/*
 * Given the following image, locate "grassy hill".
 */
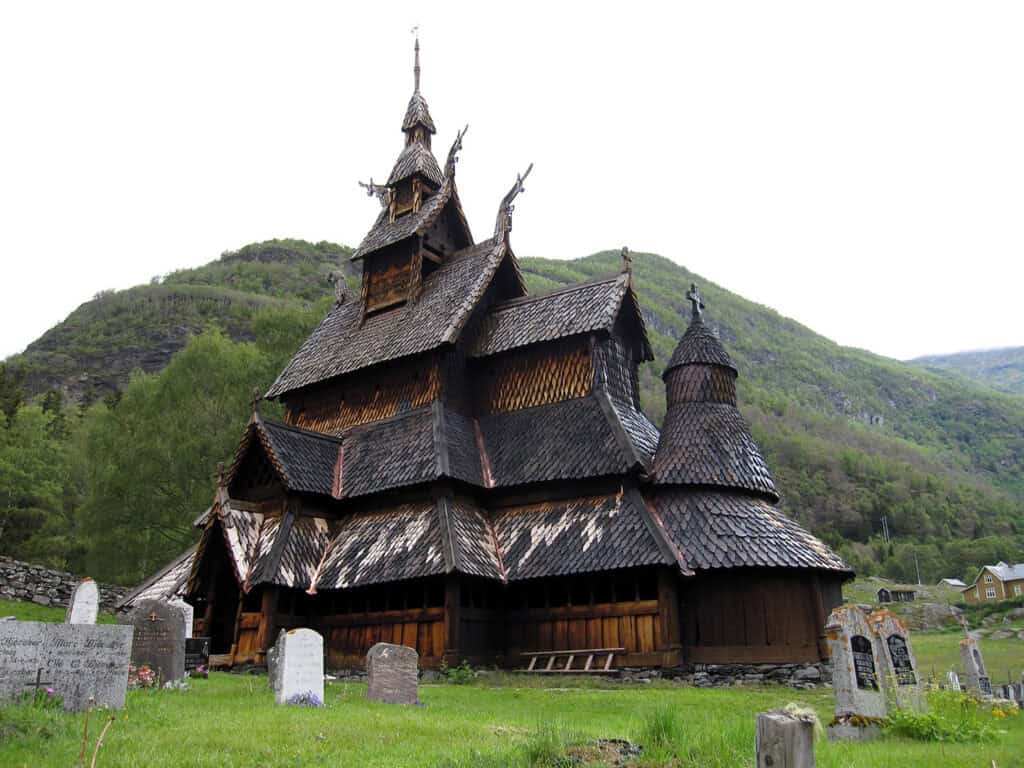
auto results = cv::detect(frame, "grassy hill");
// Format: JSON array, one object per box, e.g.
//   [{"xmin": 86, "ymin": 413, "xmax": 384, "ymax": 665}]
[
  {"xmin": 912, "ymin": 346, "xmax": 1024, "ymax": 398},
  {"xmin": 4, "ymin": 240, "xmax": 1023, "ymax": 580}
]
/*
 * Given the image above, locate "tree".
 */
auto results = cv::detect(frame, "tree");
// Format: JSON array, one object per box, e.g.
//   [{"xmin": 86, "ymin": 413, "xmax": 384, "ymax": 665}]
[{"xmin": 0, "ymin": 364, "xmax": 25, "ymax": 426}]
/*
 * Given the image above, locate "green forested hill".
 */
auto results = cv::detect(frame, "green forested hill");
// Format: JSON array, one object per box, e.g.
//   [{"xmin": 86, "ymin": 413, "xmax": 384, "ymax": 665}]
[
  {"xmin": 911, "ymin": 347, "xmax": 1024, "ymax": 398},
  {"xmin": 1, "ymin": 240, "xmax": 1022, "ymax": 584}
]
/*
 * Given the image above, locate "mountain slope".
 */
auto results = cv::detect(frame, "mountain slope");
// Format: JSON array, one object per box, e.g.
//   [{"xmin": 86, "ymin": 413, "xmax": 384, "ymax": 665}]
[{"xmin": 912, "ymin": 347, "xmax": 1024, "ymax": 398}]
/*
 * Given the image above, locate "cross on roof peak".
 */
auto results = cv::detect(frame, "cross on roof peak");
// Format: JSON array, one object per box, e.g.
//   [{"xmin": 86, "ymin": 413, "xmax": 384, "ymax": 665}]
[{"xmin": 687, "ymin": 282, "xmax": 705, "ymax": 319}]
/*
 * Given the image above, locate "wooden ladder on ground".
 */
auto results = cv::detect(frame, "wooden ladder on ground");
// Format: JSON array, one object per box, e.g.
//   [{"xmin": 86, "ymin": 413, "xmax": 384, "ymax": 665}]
[{"xmin": 521, "ymin": 647, "xmax": 625, "ymax": 674}]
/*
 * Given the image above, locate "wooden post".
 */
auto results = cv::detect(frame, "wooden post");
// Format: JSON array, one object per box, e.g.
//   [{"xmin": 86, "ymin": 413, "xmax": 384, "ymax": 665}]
[
  {"xmin": 255, "ymin": 587, "xmax": 279, "ymax": 661},
  {"xmin": 756, "ymin": 710, "xmax": 815, "ymax": 768},
  {"xmin": 657, "ymin": 567, "xmax": 683, "ymax": 666},
  {"xmin": 811, "ymin": 576, "xmax": 828, "ymax": 661},
  {"xmin": 444, "ymin": 574, "xmax": 461, "ymax": 665}
]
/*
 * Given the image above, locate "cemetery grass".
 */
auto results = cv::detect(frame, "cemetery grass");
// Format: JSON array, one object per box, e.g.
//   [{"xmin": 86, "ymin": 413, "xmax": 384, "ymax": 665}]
[
  {"xmin": 0, "ymin": 598, "xmax": 117, "ymax": 624},
  {"xmin": 3, "ymin": 675, "xmax": 1024, "ymax": 767}
]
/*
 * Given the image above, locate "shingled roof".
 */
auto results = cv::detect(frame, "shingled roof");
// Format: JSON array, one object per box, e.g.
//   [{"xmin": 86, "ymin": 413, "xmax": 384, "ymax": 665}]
[
  {"xmin": 663, "ymin": 316, "xmax": 736, "ymax": 377},
  {"xmin": 470, "ymin": 274, "xmax": 652, "ymax": 359},
  {"xmin": 652, "ymin": 490, "xmax": 851, "ymax": 573},
  {"xmin": 387, "ymin": 140, "xmax": 443, "ymax": 187},
  {"xmin": 651, "ymin": 402, "xmax": 778, "ymax": 499},
  {"xmin": 402, "ymin": 90, "xmax": 436, "ymax": 133},
  {"xmin": 118, "ymin": 546, "xmax": 196, "ymax": 611},
  {"xmin": 226, "ymin": 416, "xmax": 340, "ymax": 497},
  {"xmin": 266, "ymin": 237, "xmax": 506, "ymax": 397},
  {"xmin": 493, "ymin": 492, "xmax": 671, "ymax": 581}
]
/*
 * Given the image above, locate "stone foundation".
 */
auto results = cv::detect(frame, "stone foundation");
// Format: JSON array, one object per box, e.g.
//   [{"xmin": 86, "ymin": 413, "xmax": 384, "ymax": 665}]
[
  {"xmin": 623, "ymin": 662, "xmax": 831, "ymax": 689},
  {"xmin": 0, "ymin": 556, "xmax": 126, "ymax": 613}
]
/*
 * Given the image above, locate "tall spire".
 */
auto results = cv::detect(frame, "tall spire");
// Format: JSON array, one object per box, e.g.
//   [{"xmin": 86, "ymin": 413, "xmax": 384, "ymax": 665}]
[{"xmin": 414, "ymin": 35, "xmax": 421, "ymax": 93}]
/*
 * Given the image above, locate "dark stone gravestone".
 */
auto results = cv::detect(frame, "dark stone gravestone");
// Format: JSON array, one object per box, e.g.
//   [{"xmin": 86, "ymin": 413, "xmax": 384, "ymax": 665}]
[
  {"xmin": 850, "ymin": 635, "xmax": 878, "ymax": 690},
  {"xmin": 123, "ymin": 599, "xmax": 185, "ymax": 684},
  {"xmin": 886, "ymin": 635, "xmax": 916, "ymax": 686},
  {"xmin": 185, "ymin": 637, "xmax": 210, "ymax": 672},
  {"xmin": 366, "ymin": 642, "xmax": 419, "ymax": 705},
  {"xmin": 0, "ymin": 621, "xmax": 133, "ymax": 711}
]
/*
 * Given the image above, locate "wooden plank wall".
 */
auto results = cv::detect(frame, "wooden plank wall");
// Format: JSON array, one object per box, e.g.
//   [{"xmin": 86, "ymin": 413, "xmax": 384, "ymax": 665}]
[
  {"xmin": 505, "ymin": 601, "xmax": 661, "ymax": 666},
  {"xmin": 682, "ymin": 571, "xmax": 823, "ymax": 664}
]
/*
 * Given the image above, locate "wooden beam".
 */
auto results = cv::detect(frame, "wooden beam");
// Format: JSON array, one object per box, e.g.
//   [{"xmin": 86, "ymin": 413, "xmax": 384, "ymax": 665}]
[
  {"xmin": 444, "ymin": 574, "xmax": 461, "ymax": 663},
  {"xmin": 255, "ymin": 587, "xmax": 279, "ymax": 653}
]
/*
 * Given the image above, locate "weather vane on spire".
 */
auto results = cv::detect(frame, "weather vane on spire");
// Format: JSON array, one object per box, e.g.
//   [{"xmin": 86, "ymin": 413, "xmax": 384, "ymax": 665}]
[
  {"xmin": 687, "ymin": 282, "xmax": 704, "ymax": 319},
  {"xmin": 412, "ymin": 26, "xmax": 421, "ymax": 92}
]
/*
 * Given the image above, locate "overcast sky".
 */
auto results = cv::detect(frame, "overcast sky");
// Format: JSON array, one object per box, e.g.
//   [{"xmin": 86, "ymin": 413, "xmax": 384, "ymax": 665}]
[{"xmin": 1, "ymin": 1, "xmax": 1021, "ymax": 361}]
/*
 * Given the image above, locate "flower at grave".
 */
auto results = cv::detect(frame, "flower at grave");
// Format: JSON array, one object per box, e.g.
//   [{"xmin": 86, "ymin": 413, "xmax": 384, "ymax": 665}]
[
  {"xmin": 45, "ymin": 688, "xmax": 55, "ymax": 696},
  {"xmin": 285, "ymin": 691, "xmax": 324, "ymax": 707}
]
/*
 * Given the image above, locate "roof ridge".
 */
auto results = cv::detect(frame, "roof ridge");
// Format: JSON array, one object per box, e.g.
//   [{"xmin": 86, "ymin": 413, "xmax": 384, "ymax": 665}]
[
  {"xmin": 489, "ymin": 272, "xmax": 623, "ymax": 312},
  {"xmin": 340, "ymin": 404, "xmax": 432, "ymax": 436}
]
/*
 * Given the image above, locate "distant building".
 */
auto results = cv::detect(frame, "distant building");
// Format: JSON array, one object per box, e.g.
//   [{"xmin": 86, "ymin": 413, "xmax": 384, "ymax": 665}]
[
  {"xmin": 877, "ymin": 587, "xmax": 916, "ymax": 603},
  {"xmin": 962, "ymin": 562, "xmax": 1024, "ymax": 603},
  {"xmin": 937, "ymin": 578, "xmax": 966, "ymax": 588}
]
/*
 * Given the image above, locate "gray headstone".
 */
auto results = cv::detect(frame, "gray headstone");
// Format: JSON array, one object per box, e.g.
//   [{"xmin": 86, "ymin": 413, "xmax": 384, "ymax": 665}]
[
  {"xmin": 366, "ymin": 642, "xmax": 419, "ymax": 705},
  {"xmin": 274, "ymin": 628, "xmax": 323, "ymax": 706},
  {"xmin": 65, "ymin": 578, "xmax": 99, "ymax": 625},
  {"xmin": 872, "ymin": 610, "xmax": 924, "ymax": 712},
  {"xmin": 0, "ymin": 621, "xmax": 133, "ymax": 711},
  {"xmin": 123, "ymin": 599, "xmax": 186, "ymax": 684},
  {"xmin": 825, "ymin": 605, "xmax": 887, "ymax": 720},
  {"xmin": 960, "ymin": 637, "xmax": 992, "ymax": 697},
  {"xmin": 169, "ymin": 600, "xmax": 194, "ymax": 639},
  {"xmin": 268, "ymin": 628, "xmax": 286, "ymax": 690}
]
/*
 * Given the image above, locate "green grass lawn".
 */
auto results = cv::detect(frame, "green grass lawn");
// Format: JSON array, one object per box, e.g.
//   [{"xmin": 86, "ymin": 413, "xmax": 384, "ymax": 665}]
[
  {"xmin": 0, "ymin": 598, "xmax": 117, "ymax": 624},
  {"xmin": 2, "ymin": 674, "xmax": 1023, "ymax": 767}
]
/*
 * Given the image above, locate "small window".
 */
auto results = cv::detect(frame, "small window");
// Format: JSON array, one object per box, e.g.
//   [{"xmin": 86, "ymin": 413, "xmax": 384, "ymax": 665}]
[
  {"xmin": 984, "ymin": 574, "xmax": 994, "ymax": 584},
  {"xmin": 986, "ymin": 588, "xmax": 997, "ymax": 599}
]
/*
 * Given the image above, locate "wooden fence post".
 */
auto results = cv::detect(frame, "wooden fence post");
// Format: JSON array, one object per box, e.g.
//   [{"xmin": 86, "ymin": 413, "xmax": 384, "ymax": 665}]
[{"xmin": 756, "ymin": 710, "xmax": 815, "ymax": 768}]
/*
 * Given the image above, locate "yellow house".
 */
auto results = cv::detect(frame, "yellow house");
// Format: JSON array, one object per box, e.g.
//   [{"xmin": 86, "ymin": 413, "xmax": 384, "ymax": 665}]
[{"xmin": 962, "ymin": 562, "xmax": 1024, "ymax": 603}]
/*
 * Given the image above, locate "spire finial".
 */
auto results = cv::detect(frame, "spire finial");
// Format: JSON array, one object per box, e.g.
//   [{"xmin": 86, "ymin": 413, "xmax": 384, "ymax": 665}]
[
  {"xmin": 620, "ymin": 246, "xmax": 632, "ymax": 274},
  {"xmin": 412, "ymin": 27, "xmax": 421, "ymax": 92},
  {"xmin": 250, "ymin": 387, "xmax": 261, "ymax": 415},
  {"xmin": 687, "ymin": 282, "xmax": 705, "ymax": 319}
]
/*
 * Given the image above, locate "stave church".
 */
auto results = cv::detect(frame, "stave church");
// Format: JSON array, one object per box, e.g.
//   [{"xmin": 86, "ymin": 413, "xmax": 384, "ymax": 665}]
[{"xmin": 123, "ymin": 41, "xmax": 852, "ymax": 671}]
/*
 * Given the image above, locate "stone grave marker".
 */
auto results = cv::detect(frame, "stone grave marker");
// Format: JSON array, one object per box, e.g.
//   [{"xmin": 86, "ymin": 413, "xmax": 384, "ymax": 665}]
[
  {"xmin": 825, "ymin": 605, "xmax": 886, "ymax": 722},
  {"xmin": 65, "ymin": 578, "xmax": 99, "ymax": 625},
  {"xmin": 123, "ymin": 599, "xmax": 185, "ymax": 684},
  {"xmin": 274, "ymin": 628, "xmax": 324, "ymax": 706},
  {"xmin": 870, "ymin": 610, "xmax": 924, "ymax": 711},
  {"xmin": 268, "ymin": 628, "xmax": 286, "ymax": 690},
  {"xmin": 0, "ymin": 620, "xmax": 133, "ymax": 711},
  {"xmin": 960, "ymin": 637, "xmax": 992, "ymax": 697},
  {"xmin": 169, "ymin": 599, "xmax": 194, "ymax": 639},
  {"xmin": 366, "ymin": 642, "xmax": 419, "ymax": 705},
  {"xmin": 185, "ymin": 637, "xmax": 210, "ymax": 673}
]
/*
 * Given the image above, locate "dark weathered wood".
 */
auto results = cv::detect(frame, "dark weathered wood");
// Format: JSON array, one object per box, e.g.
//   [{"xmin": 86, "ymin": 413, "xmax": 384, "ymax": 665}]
[
  {"xmin": 444, "ymin": 575, "xmax": 460, "ymax": 662},
  {"xmin": 657, "ymin": 567, "xmax": 683, "ymax": 665},
  {"xmin": 255, "ymin": 588, "xmax": 278, "ymax": 653},
  {"xmin": 756, "ymin": 710, "xmax": 815, "ymax": 768},
  {"xmin": 507, "ymin": 600, "xmax": 658, "ymax": 623}
]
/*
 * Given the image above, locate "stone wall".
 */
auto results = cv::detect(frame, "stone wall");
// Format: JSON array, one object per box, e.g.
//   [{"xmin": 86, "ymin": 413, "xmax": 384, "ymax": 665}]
[
  {"xmin": 0, "ymin": 556, "xmax": 126, "ymax": 614},
  {"xmin": 622, "ymin": 662, "xmax": 832, "ymax": 690}
]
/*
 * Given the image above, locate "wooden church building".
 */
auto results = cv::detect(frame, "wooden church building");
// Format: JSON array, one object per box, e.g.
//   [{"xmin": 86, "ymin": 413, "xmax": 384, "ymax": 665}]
[{"xmin": 127, "ymin": 42, "xmax": 852, "ymax": 670}]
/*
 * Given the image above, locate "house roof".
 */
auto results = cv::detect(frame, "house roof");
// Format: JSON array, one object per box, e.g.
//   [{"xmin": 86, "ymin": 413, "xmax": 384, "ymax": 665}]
[
  {"xmin": 266, "ymin": 237, "xmax": 506, "ymax": 398},
  {"xmin": 939, "ymin": 578, "xmax": 967, "ymax": 587},
  {"xmin": 966, "ymin": 562, "xmax": 1024, "ymax": 590},
  {"xmin": 651, "ymin": 489, "xmax": 852, "ymax": 574},
  {"xmin": 651, "ymin": 402, "xmax": 779, "ymax": 500},
  {"xmin": 663, "ymin": 316, "xmax": 736, "ymax": 378},
  {"xmin": 469, "ymin": 274, "xmax": 653, "ymax": 360}
]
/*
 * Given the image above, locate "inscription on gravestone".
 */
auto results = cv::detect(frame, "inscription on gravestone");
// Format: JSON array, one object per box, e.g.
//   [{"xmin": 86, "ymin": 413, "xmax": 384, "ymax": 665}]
[
  {"xmin": 887, "ymin": 635, "xmax": 916, "ymax": 686},
  {"xmin": 185, "ymin": 637, "xmax": 210, "ymax": 671},
  {"xmin": 124, "ymin": 599, "xmax": 185, "ymax": 684},
  {"xmin": 0, "ymin": 621, "xmax": 133, "ymax": 711},
  {"xmin": 851, "ymin": 635, "xmax": 877, "ymax": 690}
]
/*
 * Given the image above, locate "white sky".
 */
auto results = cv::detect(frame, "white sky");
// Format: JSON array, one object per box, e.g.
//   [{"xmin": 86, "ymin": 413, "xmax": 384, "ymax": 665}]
[{"xmin": 1, "ymin": 1, "xmax": 1022, "ymax": 361}]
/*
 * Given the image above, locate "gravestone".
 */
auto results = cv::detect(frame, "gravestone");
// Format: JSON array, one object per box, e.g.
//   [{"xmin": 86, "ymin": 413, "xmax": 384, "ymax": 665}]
[
  {"xmin": 65, "ymin": 578, "xmax": 99, "ymax": 625},
  {"xmin": 0, "ymin": 621, "xmax": 133, "ymax": 711},
  {"xmin": 274, "ymin": 628, "xmax": 324, "ymax": 706},
  {"xmin": 960, "ymin": 637, "xmax": 992, "ymax": 697},
  {"xmin": 185, "ymin": 637, "xmax": 210, "ymax": 672},
  {"xmin": 169, "ymin": 599, "xmax": 194, "ymax": 639},
  {"xmin": 946, "ymin": 670, "xmax": 961, "ymax": 691},
  {"xmin": 268, "ymin": 628, "xmax": 286, "ymax": 690},
  {"xmin": 825, "ymin": 606, "xmax": 886, "ymax": 721},
  {"xmin": 123, "ymin": 599, "xmax": 185, "ymax": 684},
  {"xmin": 366, "ymin": 642, "xmax": 419, "ymax": 705},
  {"xmin": 871, "ymin": 610, "xmax": 924, "ymax": 711}
]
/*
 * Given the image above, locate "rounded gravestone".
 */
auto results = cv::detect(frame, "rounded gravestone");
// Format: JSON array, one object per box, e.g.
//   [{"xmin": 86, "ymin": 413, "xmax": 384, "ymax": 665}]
[
  {"xmin": 274, "ymin": 628, "xmax": 324, "ymax": 706},
  {"xmin": 122, "ymin": 599, "xmax": 186, "ymax": 684},
  {"xmin": 65, "ymin": 578, "xmax": 99, "ymax": 625},
  {"xmin": 366, "ymin": 642, "xmax": 419, "ymax": 705}
]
